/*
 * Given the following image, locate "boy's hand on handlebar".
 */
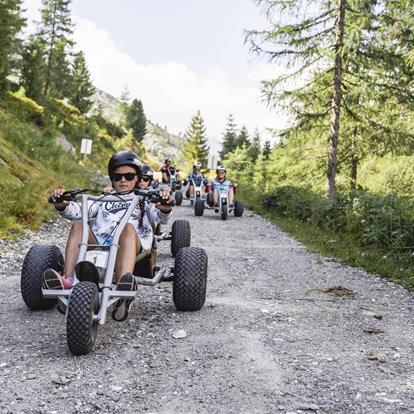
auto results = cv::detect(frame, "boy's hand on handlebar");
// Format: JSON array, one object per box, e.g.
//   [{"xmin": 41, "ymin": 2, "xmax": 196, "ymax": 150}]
[
  {"xmin": 50, "ymin": 188, "xmax": 69, "ymax": 211},
  {"xmin": 156, "ymin": 186, "xmax": 173, "ymax": 212}
]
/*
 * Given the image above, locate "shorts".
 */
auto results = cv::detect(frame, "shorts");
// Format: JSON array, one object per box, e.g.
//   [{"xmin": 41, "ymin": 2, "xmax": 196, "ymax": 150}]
[{"xmin": 94, "ymin": 225, "xmax": 152, "ymax": 252}]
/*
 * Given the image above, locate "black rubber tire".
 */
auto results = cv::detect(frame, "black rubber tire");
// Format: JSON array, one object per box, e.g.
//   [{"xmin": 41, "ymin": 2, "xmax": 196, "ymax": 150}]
[
  {"xmin": 21, "ymin": 245, "xmax": 63, "ymax": 310},
  {"xmin": 206, "ymin": 192, "xmax": 214, "ymax": 207},
  {"xmin": 221, "ymin": 205, "xmax": 228, "ymax": 220},
  {"xmin": 194, "ymin": 199, "xmax": 205, "ymax": 216},
  {"xmin": 173, "ymin": 247, "xmax": 208, "ymax": 311},
  {"xmin": 234, "ymin": 201, "xmax": 244, "ymax": 217},
  {"xmin": 66, "ymin": 282, "xmax": 99, "ymax": 356},
  {"xmin": 175, "ymin": 190, "xmax": 183, "ymax": 206},
  {"xmin": 171, "ymin": 219, "xmax": 191, "ymax": 257}
]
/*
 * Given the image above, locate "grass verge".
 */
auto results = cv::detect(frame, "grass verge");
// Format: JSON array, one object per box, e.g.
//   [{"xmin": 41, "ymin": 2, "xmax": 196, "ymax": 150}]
[{"xmin": 239, "ymin": 189, "xmax": 414, "ymax": 291}]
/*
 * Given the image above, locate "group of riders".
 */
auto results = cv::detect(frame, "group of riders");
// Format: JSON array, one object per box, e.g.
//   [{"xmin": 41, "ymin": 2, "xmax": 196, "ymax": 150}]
[
  {"xmin": 42, "ymin": 151, "xmax": 234, "ymax": 320},
  {"xmin": 161, "ymin": 157, "xmax": 235, "ymax": 208}
]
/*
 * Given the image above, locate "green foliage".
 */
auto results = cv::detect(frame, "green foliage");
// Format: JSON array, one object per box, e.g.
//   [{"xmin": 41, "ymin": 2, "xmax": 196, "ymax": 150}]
[
  {"xmin": 38, "ymin": 0, "xmax": 74, "ymax": 98},
  {"xmin": 235, "ymin": 125, "xmax": 250, "ymax": 148},
  {"xmin": 248, "ymin": 129, "xmax": 261, "ymax": 162},
  {"xmin": 69, "ymin": 51, "xmax": 95, "ymax": 114},
  {"xmin": 262, "ymin": 186, "xmax": 414, "ymax": 253},
  {"xmin": 20, "ymin": 35, "xmax": 45, "ymax": 103},
  {"xmin": 126, "ymin": 98, "xmax": 147, "ymax": 143},
  {"xmin": 0, "ymin": 0, "xmax": 26, "ymax": 96},
  {"xmin": 219, "ymin": 113, "xmax": 237, "ymax": 161},
  {"xmin": 183, "ymin": 110, "xmax": 209, "ymax": 171},
  {"xmin": 5, "ymin": 88, "xmax": 44, "ymax": 125},
  {"xmin": 91, "ymin": 112, "xmax": 124, "ymax": 139},
  {"xmin": 224, "ymin": 146, "xmax": 254, "ymax": 190}
]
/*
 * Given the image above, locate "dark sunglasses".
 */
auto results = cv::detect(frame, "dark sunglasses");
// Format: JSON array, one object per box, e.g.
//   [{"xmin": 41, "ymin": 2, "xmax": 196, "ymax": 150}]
[
  {"xmin": 141, "ymin": 177, "xmax": 151, "ymax": 182},
  {"xmin": 110, "ymin": 172, "xmax": 137, "ymax": 182}
]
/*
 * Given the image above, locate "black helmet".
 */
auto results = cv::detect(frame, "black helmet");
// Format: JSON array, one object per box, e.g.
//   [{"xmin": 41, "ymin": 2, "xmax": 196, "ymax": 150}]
[
  {"xmin": 141, "ymin": 164, "xmax": 154, "ymax": 179},
  {"xmin": 108, "ymin": 151, "xmax": 141, "ymax": 177}
]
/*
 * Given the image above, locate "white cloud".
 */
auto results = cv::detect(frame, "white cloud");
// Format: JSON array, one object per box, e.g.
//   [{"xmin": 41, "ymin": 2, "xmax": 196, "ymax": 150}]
[
  {"xmin": 74, "ymin": 18, "xmax": 286, "ymax": 152},
  {"xmin": 22, "ymin": 1, "xmax": 286, "ymax": 152}
]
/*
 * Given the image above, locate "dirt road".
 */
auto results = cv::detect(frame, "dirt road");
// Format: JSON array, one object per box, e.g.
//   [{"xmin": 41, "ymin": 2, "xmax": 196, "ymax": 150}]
[{"xmin": 0, "ymin": 205, "xmax": 414, "ymax": 413}]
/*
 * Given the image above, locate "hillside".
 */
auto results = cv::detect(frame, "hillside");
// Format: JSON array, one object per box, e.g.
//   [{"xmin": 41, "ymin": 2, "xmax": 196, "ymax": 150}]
[
  {"xmin": 0, "ymin": 86, "xmax": 184, "ymax": 237},
  {"xmin": 91, "ymin": 88, "xmax": 184, "ymax": 167}
]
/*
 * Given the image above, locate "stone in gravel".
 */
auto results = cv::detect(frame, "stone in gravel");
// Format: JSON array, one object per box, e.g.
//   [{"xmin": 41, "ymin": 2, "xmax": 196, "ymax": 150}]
[
  {"xmin": 363, "ymin": 327, "xmax": 384, "ymax": 334},
  {"xmin": 310, "ymin": 286, "xmax": 355, "ymax": 297},
  {"xmin": 173, "ymin": 329, "xmax": 187, "ymax": 339},
  {"xmin": 367, "ymin": 352, "xmax": 386, "ymax": 363},
  {"xmin": 111, "ymin": 385, "xmax": 123, "ymax": 392},
  {"xmin": 52, "ymin": 377, "xmax": 71, "ymax": 385},
  {"xmin": 297, "ymin": 403, "xmax": 319, "ymax": 411}
]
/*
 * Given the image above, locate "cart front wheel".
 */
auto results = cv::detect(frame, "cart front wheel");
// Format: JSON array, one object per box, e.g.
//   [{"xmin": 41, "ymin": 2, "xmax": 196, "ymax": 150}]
[{"xmin": 66, "ymin": 282, "xmax": 99, "ymax": 356}]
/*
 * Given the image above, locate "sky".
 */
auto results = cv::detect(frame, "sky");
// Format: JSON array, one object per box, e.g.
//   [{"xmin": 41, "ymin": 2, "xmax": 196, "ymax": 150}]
[{"xmin": 23, "ymin": 0, "xmax": 286, "ymax": 153}]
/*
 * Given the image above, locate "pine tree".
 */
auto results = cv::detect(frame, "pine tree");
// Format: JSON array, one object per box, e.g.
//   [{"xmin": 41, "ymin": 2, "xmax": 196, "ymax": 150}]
[
  {"xmin": 248, "ymin": 129, "xmax": 261, "ymax": 162},
  {"xmin": 0, "ymin": 0, "xmax": 25, "ymax": 96},
  {"xmin": 20, "ymin": 35, "xmax": 46, "ymax": 102},
  {"xmin": 263, "ymin": 140, "xmax": 271, "ymax": 161},
  {"xmin": 69, "ymin": 51, "xmax": 95, "ymax": 114},
  {"xmin": 38, "ymin": 0, "xmax": 73, "ymax": 98},
  {"xmin": 126, "ymin": 99, "xmax": 147, "ymax": 143},
  {"xmin": 219, "ymin": 113, "xmax": 237, "ymax": 160},
  {"xmin": 246, "ymin": 0, "xmax": 355, "ymax": 200},
  {"xmin": 236, "ymin": 125, "xmax": 250, "ymax": 148},
  {"xmin": 183, "ymin": 110, "xmax": 209, "ymax": 169}
]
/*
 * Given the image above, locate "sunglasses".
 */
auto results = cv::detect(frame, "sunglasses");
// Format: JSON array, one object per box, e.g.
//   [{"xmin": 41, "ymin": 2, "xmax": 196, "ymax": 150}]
[
  {"xmin": 110, "ymin": 172, "xmax": 137, "ymax": 182},
  {"xmin": 141, "ymin": 177, "xmax": 151, "ymax": 182}
]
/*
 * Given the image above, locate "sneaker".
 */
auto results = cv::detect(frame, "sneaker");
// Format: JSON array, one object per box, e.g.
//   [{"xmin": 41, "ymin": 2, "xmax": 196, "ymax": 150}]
[
  {"xmin": 214, "ymin": 203, "xmax": 219, "ymax": 213},
  {"xmin": 111, "ymin": 273, "xmax": 137, "ymax": 322},
  {"xmin": 42, "ymin": 269, "xmax": 72, "ymax": 290}
]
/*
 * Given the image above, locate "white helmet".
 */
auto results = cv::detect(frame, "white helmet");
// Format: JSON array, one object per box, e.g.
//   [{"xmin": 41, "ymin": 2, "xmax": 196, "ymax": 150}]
[
  {"xmin": 216, "ymin": 165, "xmax": 226, "ymax": 173},
  {"xmin": 193, "ymin": 162, "xmax": 202, "ymax": 169}
]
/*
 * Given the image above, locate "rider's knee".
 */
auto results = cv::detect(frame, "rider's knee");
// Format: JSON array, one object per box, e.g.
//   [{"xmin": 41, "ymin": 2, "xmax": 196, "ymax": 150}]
[{"xmin": 121, "ymin": 223, "xmax": 136, "ymax": 239}]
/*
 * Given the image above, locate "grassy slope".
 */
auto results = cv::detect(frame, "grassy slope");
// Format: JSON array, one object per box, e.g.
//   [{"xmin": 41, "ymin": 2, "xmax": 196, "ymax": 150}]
[{"xmin": 238, "ymin": 189, "xmax": 414, "ymax": 291}]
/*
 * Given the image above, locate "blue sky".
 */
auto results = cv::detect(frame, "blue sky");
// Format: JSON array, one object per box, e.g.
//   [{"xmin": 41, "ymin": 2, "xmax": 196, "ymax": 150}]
[{"xmin": 24, "ymin": 0, "xmax": 285, "ymax": 152}]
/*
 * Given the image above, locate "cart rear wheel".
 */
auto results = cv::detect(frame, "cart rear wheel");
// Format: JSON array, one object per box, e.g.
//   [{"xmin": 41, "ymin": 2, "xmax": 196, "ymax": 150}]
[
  {"xmin": 194, "ymin": 199, "xmax": 205, "ymax": 216},
  {"xmin": 21, "ymin": 245, "xmax": 63, "ymax": 310},
  {"xmin": 171, "ymin": 219, "xmax": 191, "ymax": 257},
  {"xmin": 173, "ymin": 247, "xmax": 208, "ymax": 311},
  {"xmin": 221, "ymin": 205, "xmax": 228, "ymax": 220},
  {"xmin": 175, "ymin": 190, "xmax": 183, "ymax": 206},
  {"xmin": 66, "ymin": 282, "xmax": 99, "ymax": 355},
  {"xmin": 234, "ymin": 201, "xmax": 244, "ymax": 217}
]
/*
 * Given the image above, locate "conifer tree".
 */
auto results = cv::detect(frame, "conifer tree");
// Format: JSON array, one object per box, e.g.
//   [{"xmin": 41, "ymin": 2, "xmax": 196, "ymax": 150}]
[
  {"xmin": 262, "ymin": 140, "xmax": 271, "ymax": 160},
  {"xmin": 0, "ymin": 0, "xmax": 25, "ymax": 96},
  {"xmin": 38, "ymin": 0, "xmax": 73, "ymax": 98},
  {"xmin": 236, "ymin": 125, "xmax": 250, "ymax": 148},
  {"xmin": 126, "ymin": 98, "xmax": 147, "ymax": 143},
  {"xmin": 248, "ymin": 129, "xmax": 261, "ymax": 162},
  {"xmin": 247, "ymin": 0, "xmax": 350, "ymax": 200},
  {"xmin": 69, "ymin": 51, "xmax": 95, "ymax": 114},
  {"xmin": 21, "ymin": 35, "xmax": 45, "ymax": 102},
  {"xmin": 183, "ymin": 110, "xmax": 209, "ymax": 169},
  {"xmin": 219, "ymin": 113, "xmax": 237, "ymax": 160}
]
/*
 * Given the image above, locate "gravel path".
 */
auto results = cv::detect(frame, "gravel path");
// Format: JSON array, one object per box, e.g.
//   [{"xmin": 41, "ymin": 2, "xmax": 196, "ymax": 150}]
[{"xmin": 0, "ymin": 205, "xmax": 414, "ymax": 414}]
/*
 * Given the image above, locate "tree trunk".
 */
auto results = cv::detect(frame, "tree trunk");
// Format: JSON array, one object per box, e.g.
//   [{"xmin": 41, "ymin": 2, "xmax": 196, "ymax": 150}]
[
  {"xmin": 43, "ymin": 2, "xmax": 58, "ymax": 97},
  {"xmin": 350, "ymin": 126, "xmax": 358, "ymax": 191},
  {"xmin": 326, "ymin": 0, "xmax": 347, "ymax": 201}
]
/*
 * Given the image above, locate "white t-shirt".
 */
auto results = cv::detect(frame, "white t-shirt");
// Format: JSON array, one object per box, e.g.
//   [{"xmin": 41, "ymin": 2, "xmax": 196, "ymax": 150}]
[{"xmin": 59, "ymin": 199, "xmax": 169, "ymax": 251}]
